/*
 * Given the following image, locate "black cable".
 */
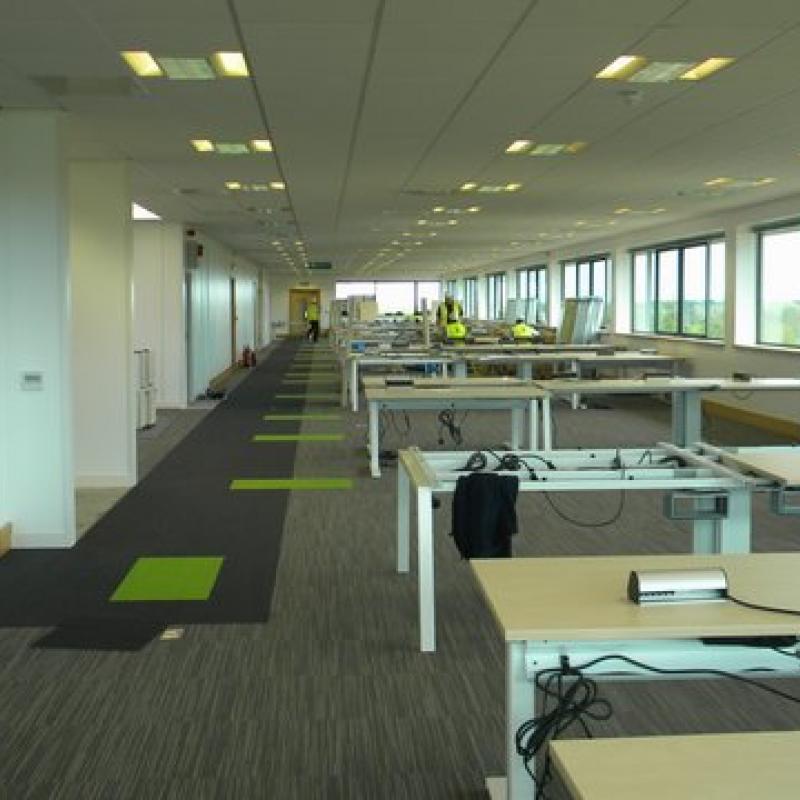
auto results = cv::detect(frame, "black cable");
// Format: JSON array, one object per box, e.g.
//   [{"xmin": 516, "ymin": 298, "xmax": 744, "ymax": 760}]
[
  {"xmin": 544, "ymin": 491, "xmax": 626, "ymax": 528},
  {"xmin": 562, "ymin": 653, "xmax": 800, "ymax": 707},
  {"xmin": 437, "ymin": 408, "xmax": 463, "ymax": 446},
  {"xmin": 727, "ymin": 594, "xmax": 800, "ymax": 617}
]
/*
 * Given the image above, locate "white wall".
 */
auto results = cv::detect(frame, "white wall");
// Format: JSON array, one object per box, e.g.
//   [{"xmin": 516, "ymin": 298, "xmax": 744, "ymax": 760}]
[
  {"xmin": 446, "ymin": 192, "xmax": 800, "ymax": 427},
  {"xmin": 0, "ymin": 110, "xmax": 75, "ymax": 547},
  {"xmin": 133, "ymin": 222, "xmax": 186, "ymax": 407},
  {"xmin": 70, "ymin": 161, "xmax": 136, "ymax": 488}
]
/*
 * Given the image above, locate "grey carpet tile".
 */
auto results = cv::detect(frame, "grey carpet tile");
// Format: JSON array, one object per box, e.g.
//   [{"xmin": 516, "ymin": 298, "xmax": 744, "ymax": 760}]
[{"xmin": 2, "ymin": 383, "xmax": 800, "ymax": 799}]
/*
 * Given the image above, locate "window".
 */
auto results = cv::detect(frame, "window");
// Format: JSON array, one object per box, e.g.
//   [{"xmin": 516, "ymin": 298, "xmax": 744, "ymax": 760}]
[
  {"xmin": 562, "ymin": 255, "xmax": 611, "ymax": 321},
  {"xmin": 334, "ymin": 280, "xmax": 441, "ymax": 315},
  {"xmin": 463, "ymin": 277, "xmax": 477, "ymax": 317},
  {"xmin": 758, "ymin": 226, "xmax": 800, "ymax": 346},
  {"xmin": 632, "ymin": 238, "xmax": 725, "ymax": 339},
  {"xmin": 517, "ymin": 266, "xmax": 548, "ymax": 323},
  {"xmin": 335, "ymin": 281, "xmax": 375, "ymax": 299},
  {"xmin": 486, "ymin": 272, "xmax": 506, "ymax": 320},
  {"xmin": 415, "ymin": 281, "xmax": 441, "ymax": 314}
]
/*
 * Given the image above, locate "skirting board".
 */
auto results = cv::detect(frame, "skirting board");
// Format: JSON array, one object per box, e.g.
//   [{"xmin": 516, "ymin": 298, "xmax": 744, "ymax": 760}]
[
  {"xmin": 702, "ymin": 399, "xmax": 800, "ymax": 439},
  {"xmin": 0, "ymin": 523, "xmax": 11, "ymax": 558},
  {"xmin": 75, "ymin": 475, "xmax": 135, "ymax": 489},
  {"xmin": 11, "ymin": 531, "xmax": 76, "ymax": 549}
]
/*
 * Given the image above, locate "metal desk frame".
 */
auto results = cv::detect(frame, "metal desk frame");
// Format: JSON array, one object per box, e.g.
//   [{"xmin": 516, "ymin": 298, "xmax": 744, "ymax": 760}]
[{"xmin": 397, "ymin": 444, "xmax": 782, "ymax": 653}]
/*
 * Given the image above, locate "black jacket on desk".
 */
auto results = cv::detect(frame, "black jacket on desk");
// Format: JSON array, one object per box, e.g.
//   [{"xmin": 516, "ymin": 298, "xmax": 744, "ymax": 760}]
[{"xmin": 450, "ymin": 472, "xmax": 519, "ymax": 559}]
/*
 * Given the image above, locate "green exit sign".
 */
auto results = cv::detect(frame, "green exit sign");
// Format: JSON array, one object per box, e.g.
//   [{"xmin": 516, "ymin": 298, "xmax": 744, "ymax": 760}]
[{"xmin": 308, "ymin": 261, "xmax": 332, "ymax": 270}]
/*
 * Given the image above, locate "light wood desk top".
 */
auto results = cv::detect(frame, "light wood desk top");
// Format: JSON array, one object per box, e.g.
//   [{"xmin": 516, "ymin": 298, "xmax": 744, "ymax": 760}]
[
  {"xmin": 362, "ymin": 375, "xmax": 530, "ymax": 389},
  {"xmin": 537, "ymin": 377, "xmax": 721, "ymax": 394},
  {"xmin": 471, "ymin": 553, "xmax": 800, "ymax": 642},
  {"xmin": 550, "ymin": 731, "xmax": 800, "ymax": 800},
  {"xmin": 366, "ymin": 384, "xmax": 549, "ymax": 401},
  {"xmin": 721, "ymin": 450, "xmax": 800, "ymax": 487}
]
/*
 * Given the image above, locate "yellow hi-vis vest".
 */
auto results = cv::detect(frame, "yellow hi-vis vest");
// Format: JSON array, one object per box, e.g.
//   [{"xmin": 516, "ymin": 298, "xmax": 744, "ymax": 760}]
[
  {"xmin": 512, "ymin": 322, "xmax": 534, "ymax": 339},
  {"xmin": 305, "ymin": 303, "xmax": 319, "ymax": 321},
  {"xmin": 446, "ymin": 321, "xmax": 467, "ymax": 340},
  {"xmin": 437, "ymin": 300, "xmax": 462, "ymax": 326}
]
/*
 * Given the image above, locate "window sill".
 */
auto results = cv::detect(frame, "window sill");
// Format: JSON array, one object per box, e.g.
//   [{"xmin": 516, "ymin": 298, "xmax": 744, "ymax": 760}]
[
  {"xmin": 613, "ymin": 332, "xmax": 724, "ymax": 347},
  {"xmin": 734, "ymin": 343, "xmax": 800, "ymax": 356}
]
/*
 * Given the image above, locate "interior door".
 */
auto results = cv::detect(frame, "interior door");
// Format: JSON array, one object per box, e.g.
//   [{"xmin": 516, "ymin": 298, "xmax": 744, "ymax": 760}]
[{"xmin": 288, "ymin": 289, "xmax": 321, "ymax": 337}]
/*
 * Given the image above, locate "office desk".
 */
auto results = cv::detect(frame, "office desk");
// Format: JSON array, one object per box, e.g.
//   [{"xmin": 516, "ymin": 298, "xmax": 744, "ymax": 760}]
[
  {"xmin": 549, "ymin": 731, "xmax": 800, "ymax": 800},
  {"xmin": 471, "ymin": 553, "xmax": 800, "ymax": 800},
  {"xmin": 449, "ymin": 351, "xmax": 681, "ymax": 383},
  {"xmin": 396, "ymin": 444, "xmax": 780, "ymax": 653},
  {"xmin": 340, "ymin": 352, "xmax": 453, "ymax": 411},
  {"xmin": 364, "ymin": 382, "xmax": 551, "ymax": 478}
]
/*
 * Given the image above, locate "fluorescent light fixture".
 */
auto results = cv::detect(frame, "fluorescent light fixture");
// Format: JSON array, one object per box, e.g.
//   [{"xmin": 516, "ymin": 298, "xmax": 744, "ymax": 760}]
[
  {"xmin": 595, "ymin": 55, "xmax": 648, "ymax": 80},
  {"xmin": 131, "ymin": 203, "xmax": 160, "ymax": 220},
  {"xmin": 629, "ymin": 61, "xmax": 694, "ymax": 83},
  {"xmin": 447, "ymin": 220, "xmax": 459, "ymax": 226},
  {"xmin": 467, "ymin": 206, "xmax": 481, "ymax": 213},
  {"xmin": 432, "ymin": 206, "xmax": 445, "ymax": 213},
  {"xmin": 530, "ymin": 144, "xmax": 566, "ymax": 156},
  {"xmin": 250, "ymin": 139, "xmax": 273, "ymax": 152},
  {"xmin": 565, "ymin": 141, "xmax": 588, "ymax": 154},
  {"xmin": 460, "ymin": 182, "xmax": 478, "ymax": 192},
  {"xmin": 225, "ymin": 181, "xmax": 242, "ymax": 190},
  {"xmin": 704, "ymin": 177, "xmax": 732, "ymax": 187},
  {"xmin": 417, "ymin": 219, "xmax": 428, "ymax": 225},
  {"xmin": 680, "ymin": 57, "xmax": 734, "ymax": 81},
  {"xmin": 754, "ymin": 177, "xmax": 776, "ymax": 186},
  {"xmin": 250, "ymin": 183, "xmax": 270, "ymax": 192},
  {"xmin": 505, "ymin": 182, "xmax": 522, "ymax": 192},
  {"xmin": 506, "ymin": 139, "xmax": 533, "ymax": 154},
  {"xmin": 121, "ymin": 51, "xmax": 163, "ymax": 77},
  {"xmin": 191, "ymin": 139, "xmax": 215, "ymax": 152},
  {"xmin": 157, "ymin": 57, "xmax": 216, "ymax": 80},
  {"xmin": 614, "ymin": 207, "xmax": 631, "ymax": 215},
  {"xmin": 269, "ymin": 181, "xmax": 285, "ymax": 190},
  {"xmin": 477, "ymin": 185, "xmax": 506, "ymax": 193},
  {"xmin": 215, "ymin": 142, "xmax": 250, "ymax": 155},
  {"xmin": 211, "ymin": 52, "xmax": 249, "ymax": 78}
]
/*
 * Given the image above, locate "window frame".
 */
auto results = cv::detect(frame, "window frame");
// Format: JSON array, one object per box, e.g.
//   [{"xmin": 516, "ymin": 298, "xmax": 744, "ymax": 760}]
[
  {"xmin": 517, "ymin": 265, "xmax": 548, "ymax": 323},
  {"xmin": 486, "ymin": 271, "xmax": 506, "ymax": 320},
  {"xmin": 560, "ymin": 253, "xmax": 612, "ymax": 323},
  {"xmin": 630, "ymin": 234, "xmax": 725, "ymax": 340},
  {"xmin": 755, "ymin": 221, "xmax": 800, "ymax": 348},
  {"xmin": 463, "ymin": 277, "xmax": 478, "ymax": 317}
]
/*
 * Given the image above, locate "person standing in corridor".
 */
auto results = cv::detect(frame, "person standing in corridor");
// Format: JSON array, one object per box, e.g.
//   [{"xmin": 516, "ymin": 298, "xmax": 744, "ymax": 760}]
[{"xmin": 305, "ymin": 299, "xmax": 320, "ymax": 342}]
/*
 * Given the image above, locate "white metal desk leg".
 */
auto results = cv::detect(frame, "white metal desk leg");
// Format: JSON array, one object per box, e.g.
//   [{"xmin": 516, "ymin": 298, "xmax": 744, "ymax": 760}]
[
  {"xmin": 397, "ymin": 463, "xmax": 410, "ymax": 573},
  {"xmin": 542, "ymin": 396, "xmax": 552, "ymax": 450},
  {"xmin": 571, "ymin": 360, "xmax": 581, "ymax": 409},
  {"xmin": 528, "ymin": 399, "xmax": 538, "ymax": 450},
  {"xmin": 718, "ymin": 487, "xmax": 752, "ymax": 553},
  {"xmin": 518, "ymin": 362, "xmax": 533, "ymax": 381},
  {"xmin": 506, "ymin": 641, "xmax": 537, "ymax": 800},
  {"xmin": 350, "ymin": 360, "xmax": 359, "ymax": 412},
  {"xmin": 511, "ymin": 407, "xmax": 522, "ymax": 450},
  {"xmin": 417, "ymin": 486, "xmax": 436, "ymax": 652},
  {"xmin": 368, "ymin": 400, "xmax": 381, "ymax": 478},
  {"xmin": 682, "ymin": 390, "xmax": 702, "ymax": 445}
]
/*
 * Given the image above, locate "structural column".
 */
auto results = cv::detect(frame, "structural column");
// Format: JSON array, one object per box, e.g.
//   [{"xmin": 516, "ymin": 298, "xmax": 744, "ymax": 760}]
[
  {"xmin": 70, "ymin": 160, "xmax": 136, "ymax": 488},
  {"xmin": 0, "ymin": 110, "xmax": 75, "ymax": 547}
]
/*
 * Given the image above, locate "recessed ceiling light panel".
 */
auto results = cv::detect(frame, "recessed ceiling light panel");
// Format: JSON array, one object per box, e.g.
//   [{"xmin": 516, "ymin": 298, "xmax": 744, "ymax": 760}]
[
  {"xmin": 211, "ymin": 52, "xmax": 249, "ymax": 77},
  {"xmin": 595, "ymin": 55, "xmax": 648, "ymax": 80},
  {"xmin": 157, "ymin": 57, "xmax": 215, "ymax": 80},
  {"xmin": 121, "ymin": 51, "xmax": 163, "ymax": 77}
]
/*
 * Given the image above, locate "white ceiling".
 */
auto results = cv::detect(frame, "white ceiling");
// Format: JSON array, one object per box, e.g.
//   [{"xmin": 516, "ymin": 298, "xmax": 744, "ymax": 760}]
[{"xmin": 4, "ymin": 0, "xmax": 800, "ymax": 277}]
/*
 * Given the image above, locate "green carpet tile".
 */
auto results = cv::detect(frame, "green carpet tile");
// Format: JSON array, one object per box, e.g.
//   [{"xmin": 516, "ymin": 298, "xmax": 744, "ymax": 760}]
[{"xmin": 110, "ymin": 557, "xmax": 224, "ymax": 602}]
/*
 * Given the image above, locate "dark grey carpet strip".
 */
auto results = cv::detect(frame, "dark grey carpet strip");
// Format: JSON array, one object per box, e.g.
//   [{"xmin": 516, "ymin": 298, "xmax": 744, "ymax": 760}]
[{"xmin": 0, "ymin": 340, "xmax": 305, "ymax": 627}]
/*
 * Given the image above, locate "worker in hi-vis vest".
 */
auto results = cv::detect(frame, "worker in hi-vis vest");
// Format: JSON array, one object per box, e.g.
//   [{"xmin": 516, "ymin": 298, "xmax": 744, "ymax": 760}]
[
  {"xmin": 305, "ymin": 299, "xmax": 320, "ymax": 342},
  {"xmin": 445, "ymin": 317, "xmax": 467, "ymax": 341},
  {"xmin": 511, "ymin": 318, "xmax": 537, "ymax": 339},
  {"xmin": 436, "ymin": 294, "xmax": 463, "ymax": 328}
]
